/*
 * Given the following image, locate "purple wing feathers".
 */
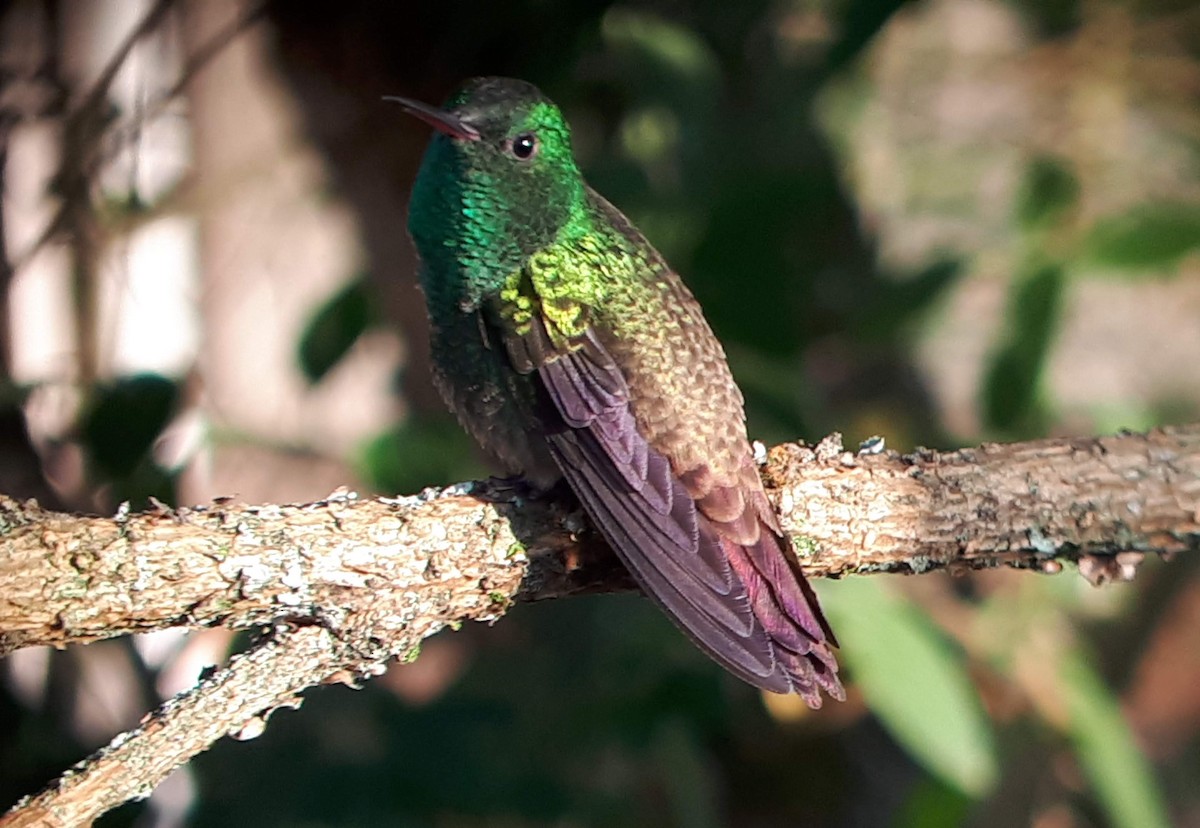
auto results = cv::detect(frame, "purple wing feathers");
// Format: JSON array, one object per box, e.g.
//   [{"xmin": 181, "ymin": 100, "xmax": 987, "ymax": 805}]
[{"xmin": 528, "ymin": 330, "xmax": 842, "ymax": 702}]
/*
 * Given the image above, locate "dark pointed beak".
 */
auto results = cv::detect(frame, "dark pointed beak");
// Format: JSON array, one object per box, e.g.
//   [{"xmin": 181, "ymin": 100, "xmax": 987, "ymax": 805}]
[{"xmin": 383, "ymin": 95, "xmax": 481, "ymax": 141}]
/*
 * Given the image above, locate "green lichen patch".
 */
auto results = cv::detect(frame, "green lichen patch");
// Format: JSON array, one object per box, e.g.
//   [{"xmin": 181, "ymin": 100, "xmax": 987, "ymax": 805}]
[{"xmin": 790, "ymin": 534, "xmax": 822, "ymax": 559}]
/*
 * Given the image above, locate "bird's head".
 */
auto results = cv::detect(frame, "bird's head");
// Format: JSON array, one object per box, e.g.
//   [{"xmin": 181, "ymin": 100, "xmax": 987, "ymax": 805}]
[{"xmin": 392, "ymin": 77, "xmax": 587, "ymax": 302}]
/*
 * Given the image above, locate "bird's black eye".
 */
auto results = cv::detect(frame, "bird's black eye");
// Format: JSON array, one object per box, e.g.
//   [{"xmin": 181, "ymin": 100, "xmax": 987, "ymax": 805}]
[{"xmin": 510, "ymin": 132, "xmax": 538, "ymax": 160}]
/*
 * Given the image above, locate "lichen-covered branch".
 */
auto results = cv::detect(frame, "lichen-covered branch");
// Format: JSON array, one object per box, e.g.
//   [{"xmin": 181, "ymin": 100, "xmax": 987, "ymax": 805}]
[
  {"xmin": 0, "ymin": 487, "xmax": 540, "ymax": 656},
  {"xmin": 1, "ymin": 425, "xmax": 1198, "ymax": 825},
  {"xmin": 764, "ymin": 424, "xmax": 1200, "ymax": 581},
  {"xmin": 1, "ymin": 625, "xmax": 344, "ymax": 828}
]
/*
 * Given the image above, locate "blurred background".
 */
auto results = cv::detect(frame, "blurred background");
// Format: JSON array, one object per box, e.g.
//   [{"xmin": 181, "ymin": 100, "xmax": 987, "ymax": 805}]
[{"xmin": 1, "ymin": 0, "xmax": 1198, "ymax": 825}]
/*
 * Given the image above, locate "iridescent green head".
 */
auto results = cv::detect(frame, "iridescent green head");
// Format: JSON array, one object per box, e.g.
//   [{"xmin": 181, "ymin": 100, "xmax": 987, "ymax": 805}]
[{"xmin": 392, "ymin": 77, "xmax": 587, "ymax": 309}]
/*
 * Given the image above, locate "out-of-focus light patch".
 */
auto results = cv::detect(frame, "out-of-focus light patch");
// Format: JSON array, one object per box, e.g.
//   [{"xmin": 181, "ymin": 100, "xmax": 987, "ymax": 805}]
[
  {"xmin": 5, "ymin": 646, "xmax": 50, "ymax": 710},
  {"xmin": 762, "ymin": 687, "xmax": 813, "ymax": 723},
  {"xmin": 133, "ymin": 628, "xmax": 189, "ymax": 669},
  {"xmin": 620, "ymin": 106, "xmax": 679, "ymax": 166},
  {"xmin": 1032, "ymin": 803, "xmax": 1077, "ymax": 828},
  {"xmin": 102, "ymin": 217, "xmax": 200, "ymax": 377},
  {"xmin": 8, "ymin": 251, "xmax": 76, "ymax": 383},
  {"xmin": 5, "ymin": 122, "xmax": 77, "ymax": 384},
  {"xmin": 148, "ymin": 766, "xmax": 196, "ymax": 828},
  {"xmin": 61, "ymin": 0, "xmax": 152, "ymax": 93},
  {"xmin": 772, "ymin": 3, "xmax": 833, "ymax": 63},
  {"xmin": 156, "ymin": 628, "xmax": 235, "ymax": 698},
  {"xmin": 94, "ymin": 0, "xmax": 190, "ymax": 211},
  {"xmin": 22, "ymin": 383, "xmax": 80, "ymax": 446},
  {"xmin": 154, "ymin": 408, "xmax": 209, "ymax": 472},
  {"xmin": 41, "ymin": 0, "xmax": 195, "ymax": 383},
  {"xmin": 73, "ymin": 642, "xmax": 144, "ymax": 741},
  {"xmin": 379, "ymin": 635, "xmax": 470, "ymax": 706},
  {"xmin": 4, "ymin": 123, "xmax": 58, "ymax": 253},
  {"xmin": 100, "ymin": 73, "xmax": 190, "ymax": 206},
  {"xmin": 620, "ymin": 106, "xmax": 682, "ymax": 194}
]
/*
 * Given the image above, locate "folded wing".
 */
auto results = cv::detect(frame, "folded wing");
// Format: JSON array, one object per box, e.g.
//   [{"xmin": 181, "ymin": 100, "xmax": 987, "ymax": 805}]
[{"xmin": 496, "ymin": 311, "xmax": 842, "ymax": 702}]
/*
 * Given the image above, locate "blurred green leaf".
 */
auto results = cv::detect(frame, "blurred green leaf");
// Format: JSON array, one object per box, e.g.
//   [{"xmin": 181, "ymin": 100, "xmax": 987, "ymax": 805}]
[
  {"xmin": 653, "ymin": 719, "xmax": 720, "ymax": 828},
  {"xmin": 895, "ymin": 776, "xmax": 972, "ymax": 828},
  {"xmin": 1083, "ymin": 202, "xmax": 1200, "ymax": 271},
  {"xmin": 1059, "ymin": 648, "xmax": 1170, "ymax": 828},
  {"xmin": 820, "ymin": 578, "xmax": 998, "ymax": 796},
  {"xmin": 854, "ymin": 257, "xmax": 963, "ymax": 342},
  {"xmin": 598, "ymin": 7, "xmax": 723, "ymax": 177},
  {"xmin": 1016, "ymin": 156, "xmax": 1079, "ymax": 230},
  {"xmin": 298, "ymin": 278, "xmax": 376, "ymax": 383},
  {"xmin": 601, "ymin": 8, "xmax": 720, "ymax": 95},
  {"xmin": 982, "ymin": 263, "xmax": 1064, "ymax": 432},
  {"xmin": 82, "ymin": 373, "xmax": 179, "ymax": 479},
  {"xmin": 358, "ymin": 416, "xmax": 485, "ymax": 493}
]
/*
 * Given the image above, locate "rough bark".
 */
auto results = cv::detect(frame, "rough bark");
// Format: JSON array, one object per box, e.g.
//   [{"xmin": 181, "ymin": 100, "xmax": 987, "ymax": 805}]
[{"xmin": 2, "ymin": 425, "xmax": 1198, "ymax": 825}]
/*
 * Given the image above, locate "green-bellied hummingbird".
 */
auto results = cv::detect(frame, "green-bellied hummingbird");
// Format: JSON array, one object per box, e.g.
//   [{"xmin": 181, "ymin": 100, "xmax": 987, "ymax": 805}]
[{"xmin": 391, "ymin": 77, "xmax": 842, "ymax": 705}]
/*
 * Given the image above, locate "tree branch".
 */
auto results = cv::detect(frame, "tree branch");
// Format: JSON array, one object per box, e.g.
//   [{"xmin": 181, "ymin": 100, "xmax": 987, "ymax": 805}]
[
  {"xmin": 2, "ymin": 425, "xmax": 1198, "ymax": 824},
  {"xmin": 1, "ymin": 625, "xmax": 340, "ymax": 828}
]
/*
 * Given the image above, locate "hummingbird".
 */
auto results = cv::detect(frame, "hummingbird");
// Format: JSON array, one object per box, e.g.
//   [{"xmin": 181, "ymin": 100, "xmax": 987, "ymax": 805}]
[{"xmin": 391, "ymin": 77, "xmax": 843, "ymax": 705}]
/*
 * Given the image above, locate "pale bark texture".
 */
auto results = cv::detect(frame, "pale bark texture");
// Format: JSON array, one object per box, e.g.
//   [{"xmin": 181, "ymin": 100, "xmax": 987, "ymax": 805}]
[{"xmin": 1, "ymin": 425, "xmax": 1198, "ymax": 825}]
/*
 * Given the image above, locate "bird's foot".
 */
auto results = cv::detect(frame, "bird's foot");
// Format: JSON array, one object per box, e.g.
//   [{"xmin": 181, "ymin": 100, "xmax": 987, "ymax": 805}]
[{"xmin": 482, "ymin": 474, "xmax": 568, "ymax": 504}]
